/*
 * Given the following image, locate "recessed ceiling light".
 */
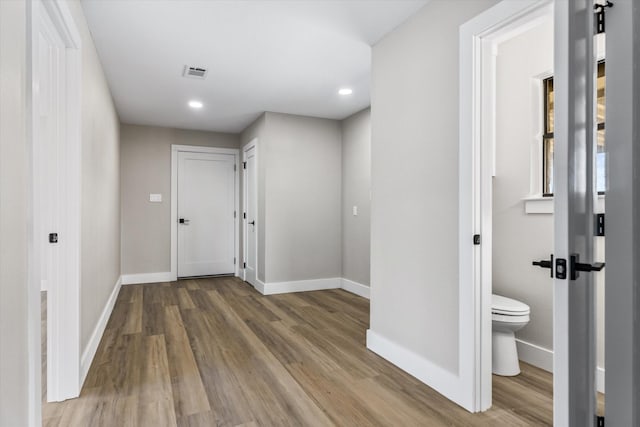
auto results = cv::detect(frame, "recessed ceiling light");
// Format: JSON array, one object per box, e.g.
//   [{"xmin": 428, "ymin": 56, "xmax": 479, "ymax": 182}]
[
  {"xmin": 338, "ymin": 88, "xmax": 353, "ymax": 96},
  {"xmin": 188, "ymin": 100, "xmax": 203, "ymax": 109}
]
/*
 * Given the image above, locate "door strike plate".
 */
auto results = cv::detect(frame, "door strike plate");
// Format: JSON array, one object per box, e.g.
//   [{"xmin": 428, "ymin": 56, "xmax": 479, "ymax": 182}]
[{"xmin": 555, "ymin": 258, "xmax": 567, "ymax": 280}]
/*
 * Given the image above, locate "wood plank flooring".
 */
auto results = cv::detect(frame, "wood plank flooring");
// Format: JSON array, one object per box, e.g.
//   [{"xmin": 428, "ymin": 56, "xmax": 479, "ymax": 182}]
[{"xmin": 42, "ymin": 276, "xmax": 599, "ymax": 426}]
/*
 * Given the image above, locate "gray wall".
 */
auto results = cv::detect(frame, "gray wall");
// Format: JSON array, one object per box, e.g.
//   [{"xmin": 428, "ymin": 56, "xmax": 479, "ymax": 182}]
[
  {"xmin": 120, "ymin": 124, "xmax": 240, "ymax": 275},
  {"xmin": 265, "ymin": 113, "xmax": 342, "ymax": 283},
  {"xmin": 0, "ymin": 0, "xmax": 29, "ymax": 424},
  {"xmin": 370, "ymin": 0, "xmax": 499, "ymax": 374},
  {"xmin": 68, "ymin": 0, "xmax": 123, "ymax": 352},
  {"xmin": 240, "ymin": 112, "xmax": 343, "ymax": 284},
  {"xmin": 342, "ymin": 108, "xmax": 371, "ymax": 286}
]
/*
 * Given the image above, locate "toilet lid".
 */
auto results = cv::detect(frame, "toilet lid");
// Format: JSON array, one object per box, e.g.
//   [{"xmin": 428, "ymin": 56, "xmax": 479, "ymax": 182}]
[{"xmin": 492, "ymin": 294, "xmax": 530, "ymax": 315}]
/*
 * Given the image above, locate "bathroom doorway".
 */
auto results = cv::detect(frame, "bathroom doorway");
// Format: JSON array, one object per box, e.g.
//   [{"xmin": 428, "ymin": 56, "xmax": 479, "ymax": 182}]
[{"xmin": 460, "ymin": 0, "xmax": 607, "ymax": 422}]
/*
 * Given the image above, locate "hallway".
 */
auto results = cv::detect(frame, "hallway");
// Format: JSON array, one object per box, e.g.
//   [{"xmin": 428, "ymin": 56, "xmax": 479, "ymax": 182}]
[{"xmin": 44, "ymin": 277, "xmax": 568, "ymax": 426}]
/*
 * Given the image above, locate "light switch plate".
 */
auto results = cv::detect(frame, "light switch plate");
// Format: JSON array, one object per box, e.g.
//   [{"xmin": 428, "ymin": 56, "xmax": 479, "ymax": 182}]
[
  {"xmin": 352, "ymin": 206, "xmax": 358, "ymax": 216},
  {"xmin": 149, "ymin": 193, "xmax": 162, "ymax": 203}
]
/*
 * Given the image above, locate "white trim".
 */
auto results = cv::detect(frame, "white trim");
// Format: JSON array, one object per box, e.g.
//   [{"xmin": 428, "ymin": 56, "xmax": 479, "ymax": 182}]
[
  {"xmin": 30, "ymin": 0, "xmax": 83, "ymax": 405},
  {"xmin": 253, "ymin": 279, "xmax": 267, "ymax": 295},
  {"xmin": 515, "ymin": 338, "xmax": 553, "ymax": 372},
  {"xmin": 340, "ymin": 278, "xmax": 370, "ymax": 299},
  {"xmin": 121, "ymin": 272, "xmax": 173, "ymax": 285},
  {"xmin": 597, "ymin": 366, "xmax": 605, "ymax": 394},
  {"xmin": 366, "ymin": 330, "xmax": 462, "ymax": 404},
  {"xmin": 80, "ymin": 277, "xmax": 121, "ymax": 385},
  {"xmin": 170, "ymin": 145, "xmax": 240, "ymax": 281},
  {"xmin": 257, "ymin": 278, "xmax": 342, "ymax": 296},
  {"xmin": 515, "ymin": 338, "xmax": 605, "ymax": 393},
  {"xmin": 459, "ymin": 0, "xmax": 553, "ymax": 412},
  {"xmin": 524, "ymin": 195, "xmax": 606, "ymax": 214}
]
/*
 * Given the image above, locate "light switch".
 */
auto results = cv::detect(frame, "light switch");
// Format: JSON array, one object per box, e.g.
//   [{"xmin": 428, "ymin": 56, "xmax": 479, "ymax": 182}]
[
  {"xmin": 352, "ymin": 206, "xmax": 358, "ymax": 216},
  {"xmin": 149, "ymin": 193, "xmax": 162, "ymax": 203}
]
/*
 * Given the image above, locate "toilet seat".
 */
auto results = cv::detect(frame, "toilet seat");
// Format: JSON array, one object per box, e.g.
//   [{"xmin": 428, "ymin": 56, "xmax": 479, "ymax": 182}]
[{"xmin": 492, "ymin": 294, "xmax": 530, "ymax": 316}]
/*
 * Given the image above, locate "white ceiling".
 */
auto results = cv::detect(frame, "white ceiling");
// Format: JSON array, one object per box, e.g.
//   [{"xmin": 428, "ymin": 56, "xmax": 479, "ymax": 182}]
[{"xmin": 81, "ymin": 0, "xmax": 428, "ymax": 133}]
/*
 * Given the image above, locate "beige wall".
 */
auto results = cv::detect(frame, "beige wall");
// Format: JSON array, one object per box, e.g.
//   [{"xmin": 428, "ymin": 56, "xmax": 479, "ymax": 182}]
[
  {"xmin": 342, "ymin": 108, "xmax": 371, "ymax": 286},
  {"xmin": 370, "ymin": 0, "xmax": 499, "ymax": 373},
  {"xmin": 494, "ymin": 19, "xmax": 606, "ymax": 372},
  {"xmin": 0, "ymin": 0, "xmax": 29, "ymax": 424},
  {"xmin": 265, "ymin": 113, "xmax": 342, "ymax": 282},
  {"xmin": 240, "ymin": 112, "xmax": 343, "ymax": 283},
  {"xmin": 120, "ymin": 124, "xmax": 240, "ymax": 275},
  {"xmin": 68, "ymin": 0, "xmax": 122, "ymax": 352}
]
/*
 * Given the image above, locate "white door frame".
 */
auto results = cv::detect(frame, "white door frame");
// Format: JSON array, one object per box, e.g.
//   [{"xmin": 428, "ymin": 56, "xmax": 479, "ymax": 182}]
[
  {"xmin": 459, "ymin": 0, "xmax": 553, "ymax": 412},
  {"xmin": 242, "ymin": 139, "xmax": 258, "ymax": 285},
  {"xmin": 29, "ymin": 0, "xmax": 82, "ymax": 407},
  {"xmin": 170, "ymin": 145, "xmax": 240, "ymax": 280}
]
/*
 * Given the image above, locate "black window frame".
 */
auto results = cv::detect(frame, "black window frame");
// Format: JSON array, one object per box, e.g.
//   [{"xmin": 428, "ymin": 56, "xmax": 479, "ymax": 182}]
[{"xmin": 542, "ymin": 60, "xmax": 606, "ymax": 197}]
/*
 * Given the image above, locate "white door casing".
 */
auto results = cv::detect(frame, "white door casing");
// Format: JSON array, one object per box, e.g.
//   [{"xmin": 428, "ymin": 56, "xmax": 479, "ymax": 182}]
[
  {"xmin": 31, "ymin": 0, "xmax": 82, "ymax": 407},
  {"xmin": 243, "ymin": 140, "xmax": 258, "ymax": 287},
  {"xmin": 459, "ymin": 0, "xmax": 552, "ymax": 412},
  {"xmin": 177, "ymin": 151, "xmax": 236, "ymax": 277}
]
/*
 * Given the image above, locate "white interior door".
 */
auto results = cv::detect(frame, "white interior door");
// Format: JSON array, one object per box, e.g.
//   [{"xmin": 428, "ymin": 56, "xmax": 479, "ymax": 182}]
[
  {"xmin": 34, "ymin": 4, "xmax": 64, "ymax": 295},
  {"xmin": 243, "ymin": 144, "xmax": 258, "ymax": 287},
  {"xmin": 177, "ymin": 151, "xmax": 236, "ymax": 277},
  {"xmin": 553, "ymin": 1, "xmax": 599, "ymax": 424}
]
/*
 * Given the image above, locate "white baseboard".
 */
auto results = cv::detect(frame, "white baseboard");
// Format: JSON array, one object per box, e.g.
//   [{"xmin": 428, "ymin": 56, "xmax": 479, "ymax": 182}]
[
  {"xmin": 80, "ymin": 276, "xmax": 122, "ymax": 386},
  {"xmin": 515, "ymin": 338, "xmax": 553, "ymax": 372},
  {"xmin": 516, "ymin": 338, "xmax": 605, "ymax": 393},
  {"xmin": 121, "ymin": 271, "xmax": 173, "ymax": 285},
  {"xmin": 253, "ymin": 279, "xmax": 266, "ymax": 294},
  {"xmin": 259, "ymin": 277, "xmax": 342, "ymax": 295},
  {"xmin": 366, "ymin": 329, "xmax": 469, "ymax": 410},
  {"xmin": 341, "ymin": 278, "xmax": 370, "ymax": 299}
]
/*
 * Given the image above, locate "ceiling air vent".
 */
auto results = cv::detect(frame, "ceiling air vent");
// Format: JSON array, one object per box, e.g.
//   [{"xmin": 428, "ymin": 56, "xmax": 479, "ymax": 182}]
[{"xmin": 183, "ymin": 65, "xmax": 208, "ymax": 79}]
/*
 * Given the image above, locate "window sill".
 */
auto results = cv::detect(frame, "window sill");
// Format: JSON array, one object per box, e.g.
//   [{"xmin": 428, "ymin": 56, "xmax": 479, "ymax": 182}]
[{"xmin": 523, "ymin": 195, "xmax": 605, "ymax": 215}]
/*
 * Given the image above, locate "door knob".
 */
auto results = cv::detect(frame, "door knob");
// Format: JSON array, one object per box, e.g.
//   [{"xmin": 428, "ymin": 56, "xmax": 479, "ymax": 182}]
[
  {"xmin": 179, "ymin": 218, "xmax": 190, "ymax": 225},
  {"xmin": 249, "ymin": 220, "xmax": 255, "ymax": 226},
  {"xmin": 532, "ymin": 254, "xmax": 554, "ymax": 278},
  {"xmin": 570, "ymin": 254, "xmax": 605, "ymax": 280}
]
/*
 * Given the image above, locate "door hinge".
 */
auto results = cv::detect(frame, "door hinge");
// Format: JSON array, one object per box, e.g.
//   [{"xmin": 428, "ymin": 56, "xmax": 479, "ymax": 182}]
[
  {"xmin": 473, "ymin": 234, "xmax": 481, "ymax": 245},
  {"xmin": 594, "ymin": 1, "xmax": 613, "ymax": 35},
  {"xmin": 243, "ymin": 262, "xmax": 247, "ymax": 269},
  {"xmin": 243, "ymin": 212, "xmax": 246, "ymax": 219},
  {"xmin": 243, "ymin": 161, "xmax": 247, "ymax": 169},
  {"xmin": 234, "ymin": 211, "xmax": 237, "ymax": 218},
  {"xmin": 234, "ymin": 257, "xmax": 236, "ymax": 265},
  {"xmin": 595, "ymin": 213, "xmax": 605, "ymax": 236},
  {"xmin": 234, "ymin": 164, "xmax": 237, "ymax": 171},
  {"xmin": 597, "ymin": 415, "xmax": 605, "ymax": 427}
]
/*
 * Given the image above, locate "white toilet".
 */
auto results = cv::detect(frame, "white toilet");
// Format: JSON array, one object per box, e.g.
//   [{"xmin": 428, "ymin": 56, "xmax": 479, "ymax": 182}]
[{"xmin": 492, "ymin": 294, "xmax": 530, "ymax": 376}]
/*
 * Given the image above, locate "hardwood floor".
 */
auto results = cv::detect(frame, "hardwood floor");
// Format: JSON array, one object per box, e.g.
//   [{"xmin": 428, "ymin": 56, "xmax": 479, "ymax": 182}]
[{"xmin": 42, "ymin": 276, "xmax": 598, "ymax": 426}]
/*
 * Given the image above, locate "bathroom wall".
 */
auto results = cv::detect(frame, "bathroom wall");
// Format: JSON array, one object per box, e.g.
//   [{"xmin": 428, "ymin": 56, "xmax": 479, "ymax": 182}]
[{"xmin": 493, "ymin": 19, "xmax": 606, "ymax": 375}]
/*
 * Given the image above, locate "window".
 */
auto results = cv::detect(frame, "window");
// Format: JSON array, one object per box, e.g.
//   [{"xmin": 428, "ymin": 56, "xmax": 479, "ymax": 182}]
[{"xmin": 542, "ymin": 61, "xmax": 606, "ymax": 196}]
